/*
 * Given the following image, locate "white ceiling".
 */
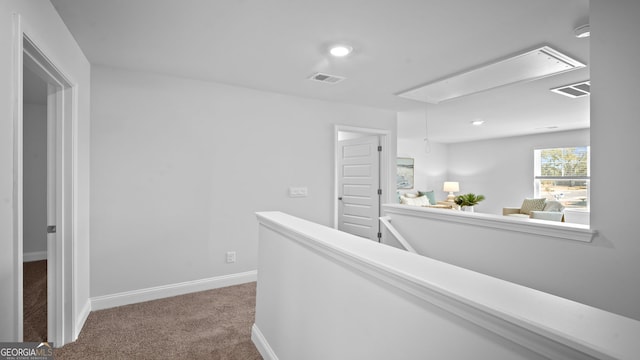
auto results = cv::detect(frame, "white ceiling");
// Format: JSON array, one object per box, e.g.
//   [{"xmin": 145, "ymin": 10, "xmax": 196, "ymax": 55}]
[{"xmin": 50, "ymin": 0, "xmax": 590, "ymax": 143}]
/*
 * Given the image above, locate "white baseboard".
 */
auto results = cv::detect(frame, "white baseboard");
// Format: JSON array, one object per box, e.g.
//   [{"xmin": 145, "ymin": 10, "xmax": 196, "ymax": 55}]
[
  {"xmin": 23, "ymin": 251, "xmax": 47, "ymax": 262},
  {"xmin": 251, "ymin": 324, "xmax": 279, "ymax": 360},
  {"xmin": 74, "ymin": 300, "xmax": 91, "ymax": 341},
  {"xmin": 90, "ymin": 270, "xmax": 257, "ymax": 311}
]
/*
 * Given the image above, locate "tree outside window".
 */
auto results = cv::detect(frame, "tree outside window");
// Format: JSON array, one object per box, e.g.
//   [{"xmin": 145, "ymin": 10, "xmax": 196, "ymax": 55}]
[{"xmin": 534, "ymin": 147, "xmax": 590, "ymax": 209}]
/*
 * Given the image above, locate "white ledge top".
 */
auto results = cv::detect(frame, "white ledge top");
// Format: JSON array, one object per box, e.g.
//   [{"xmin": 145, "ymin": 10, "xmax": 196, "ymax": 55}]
[
  {"xmin": 256, "ymin": 211, "xmax": 639, "ymax": 360},
  {"xmin": 382, "ymin": 203, "xmax": 596, "ymax": 243}
]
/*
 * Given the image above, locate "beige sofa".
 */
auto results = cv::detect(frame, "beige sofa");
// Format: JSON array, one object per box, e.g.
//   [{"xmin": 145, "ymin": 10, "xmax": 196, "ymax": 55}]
[{"xmin": 503, "ymin": 199, "xmax": 565, "ymax": 222}]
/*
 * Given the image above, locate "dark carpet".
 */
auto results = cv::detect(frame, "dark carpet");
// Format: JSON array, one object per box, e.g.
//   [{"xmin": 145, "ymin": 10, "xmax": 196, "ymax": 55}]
[
  {"xmin": 54, "ymin": 282, "xmax": 263, "ymax": 360},
  {"xmin": 23, "ymin": 259, "xmax": 47, "ymax": 342}
]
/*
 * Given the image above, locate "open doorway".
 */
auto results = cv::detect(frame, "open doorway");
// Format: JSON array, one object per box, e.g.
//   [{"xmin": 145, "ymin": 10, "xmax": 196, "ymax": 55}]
[
  {"xmin": 334, "ymin": 126, "xmax": 391, "ymax": 242},
  {"xmin": 13, "ymin": 30, "xmax": 76, "ymax": 346},
  {"xmin": 22, "ymin": 64, "xmax": 49, "ymax": 342}
]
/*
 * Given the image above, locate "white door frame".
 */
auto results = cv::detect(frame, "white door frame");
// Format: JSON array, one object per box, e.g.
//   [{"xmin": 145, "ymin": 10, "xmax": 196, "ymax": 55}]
[
  {"xmin": 13, "ymin": 14, "xmax": 76, "ymax": 346},
  {"xmin": 334, "ymin": 125, "xmax": 392, "ymax": 232}
]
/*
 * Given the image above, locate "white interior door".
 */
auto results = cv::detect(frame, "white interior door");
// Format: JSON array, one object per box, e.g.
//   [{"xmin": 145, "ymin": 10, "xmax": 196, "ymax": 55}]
[
  {"xmin": 46, "ymin": 83, "xmax": 58, "ymax": 344},
  {"xmin": 338, "ymin": 135, "xmax": 381, "ymax": 240}
]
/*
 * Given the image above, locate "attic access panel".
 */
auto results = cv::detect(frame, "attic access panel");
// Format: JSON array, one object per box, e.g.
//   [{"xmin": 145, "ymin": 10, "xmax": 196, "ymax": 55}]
[{"xmin": 397, "ymin": 46, "xmax": 586, "ymax": 104}]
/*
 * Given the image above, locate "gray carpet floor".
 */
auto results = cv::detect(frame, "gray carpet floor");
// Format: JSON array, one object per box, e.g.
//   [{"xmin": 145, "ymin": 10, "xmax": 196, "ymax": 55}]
[
  {"xmin": 54, "ymin": 282, "xmax": 262, "ymax": 360},
  {"xmin": 23, "ymin": 260, "xmax": 47, "ymax": 342}
]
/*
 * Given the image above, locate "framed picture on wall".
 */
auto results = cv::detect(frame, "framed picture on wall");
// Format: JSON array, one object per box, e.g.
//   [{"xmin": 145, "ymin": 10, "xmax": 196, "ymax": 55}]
[{"xmin": 397, "ymin": 158, "xmax": 414, "ymax": 189}]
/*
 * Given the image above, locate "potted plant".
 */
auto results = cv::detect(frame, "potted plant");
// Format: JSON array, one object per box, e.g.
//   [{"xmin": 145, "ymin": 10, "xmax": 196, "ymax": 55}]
[{"xmin": 454, "ymin": 193, "xmax": 485, "ymax": 212}]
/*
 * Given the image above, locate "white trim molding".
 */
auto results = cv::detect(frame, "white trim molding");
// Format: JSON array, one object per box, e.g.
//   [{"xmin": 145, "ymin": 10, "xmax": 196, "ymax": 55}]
[
  {"xmin": 74, "ymin": 300, "xmax": 91, "ymax": 342},
  {"xmin": 379, "ymin": 216, "xmax": 417, "ymax": 253},
  {"xmin": 12, "ymin": 12, "xmax": 25, "ymax": 343},
  {"xmin": 251, "ymin": 324, "xmax": 279, "ymax": 360},
  {"xmin": 383, "ymin": 203, "xmax": 596, "ymax": 243},
  {"xmin": 91, "ymin": 271, "xmax": 257, "ymax": 311},
  {"xmin": 23, "ymin": 251, "xmax": 47, "ymax": 262}
]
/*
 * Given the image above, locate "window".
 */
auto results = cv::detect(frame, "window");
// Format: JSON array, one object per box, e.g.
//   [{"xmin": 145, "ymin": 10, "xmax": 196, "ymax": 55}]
[{"xmin": 534, "ymin": 147, "xmax": 590, "ymax": 209}]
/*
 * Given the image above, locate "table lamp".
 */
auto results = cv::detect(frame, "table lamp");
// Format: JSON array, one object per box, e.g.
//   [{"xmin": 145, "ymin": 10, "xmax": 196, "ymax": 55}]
[{"xmin": 443, "ymin": 181, "xmax": 460, "ymax": 202}]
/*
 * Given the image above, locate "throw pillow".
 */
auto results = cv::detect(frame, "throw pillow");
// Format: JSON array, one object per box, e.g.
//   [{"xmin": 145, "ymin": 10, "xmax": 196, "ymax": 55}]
[
  {"xmin": 520, "ymin": 198, "xmax": 547, "ymax": 215},
  {"xmin": 400, "ymin": 195, "xmax": 430, "ymax": 206},
  {"xmin": 543, "ymin": 200, "xmax": 565, "ymax": 212},
  {"xmin": 418, "ymin": 190, "xmax": 436, "ymax": 205}
]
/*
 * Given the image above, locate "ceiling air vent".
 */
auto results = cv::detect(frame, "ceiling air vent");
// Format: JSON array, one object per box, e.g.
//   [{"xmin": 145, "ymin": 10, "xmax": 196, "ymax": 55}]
[
  {"xmin": 550, "ymin": 80, "xmax": 590, "ymax": 98},
  {"xmin": 308, "ymin": 72, "xmax": 346, "ymax": 84}
]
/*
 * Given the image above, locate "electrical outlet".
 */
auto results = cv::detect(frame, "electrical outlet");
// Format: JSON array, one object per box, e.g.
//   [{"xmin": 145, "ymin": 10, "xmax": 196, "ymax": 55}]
[{"xmin": 226, "ymin": 251, "xmax": 236, "ymax": 263}]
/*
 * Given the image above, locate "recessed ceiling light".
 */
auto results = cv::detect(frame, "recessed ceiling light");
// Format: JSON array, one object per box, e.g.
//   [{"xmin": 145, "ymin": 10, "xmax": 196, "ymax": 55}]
[
  {"xmin": 574, "ymin": 24, "xmax": 590, "ymax": 38},
  {"xmin": 471, "ymin": 120, "xmax": 485, "ymax": 126},
  {"xmin": 329, "ymin": 45, "xmax": 353, "ymax": 57}
]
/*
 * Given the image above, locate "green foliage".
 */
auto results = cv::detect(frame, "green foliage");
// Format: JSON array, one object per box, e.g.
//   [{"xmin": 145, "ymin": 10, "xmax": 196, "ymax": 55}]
[
  {"xmin": 454, "ymin": 193, "xmax": 486, "ymax": 207},
  {"xmin": 540, "ymin": 147, "xmax": 588, "ymax": 177}
]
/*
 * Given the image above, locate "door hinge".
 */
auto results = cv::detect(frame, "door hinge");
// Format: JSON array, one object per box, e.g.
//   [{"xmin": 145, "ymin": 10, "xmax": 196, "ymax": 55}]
[
  {"xmin": 377, "ymin": 145, "xmax": 382, "ymax": 152},
  {"xmin": 47, "ymin": 225, "xmax": 56, "ymax": 234},
  {"xmin": 377, "ymin": 189, "xmax": 382, "ymax": 195}
]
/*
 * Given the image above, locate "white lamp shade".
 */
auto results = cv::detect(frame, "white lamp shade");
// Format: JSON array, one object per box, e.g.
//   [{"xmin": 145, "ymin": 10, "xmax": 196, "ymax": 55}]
[{"xmin": 443, "ymin": 181, "xmax": 460, "ymax": 192}]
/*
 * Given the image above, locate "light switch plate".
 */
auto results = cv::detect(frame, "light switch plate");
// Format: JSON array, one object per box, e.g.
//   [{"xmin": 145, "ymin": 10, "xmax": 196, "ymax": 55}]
[{"xmin": 289, "ymin": 187, "xmax": 308, "ymax": 198}]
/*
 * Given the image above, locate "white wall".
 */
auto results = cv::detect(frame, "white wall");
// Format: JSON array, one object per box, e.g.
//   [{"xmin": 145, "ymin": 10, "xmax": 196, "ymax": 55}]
[
  {"xmin": 255, "ymin": 213, "xmax": 545, "ymax": 360},
  {"xmin": 255, "ymin": 211, "xmax": 639, "ymax": 360},
  {"xmin": 382, "ymin": 204, "xmax": 606, "ymax": 318},
  {"xmin": 23, "ymin": 104, "xmax": 47, "ymax": 257},
  {"xmin": 447, "ymin": 129, "xmax": 590, "ymax": 214},
  {"xmin": 397, "ymin": 138, "xmax": 448, "ymax": 197},
  {"xmin": 0, "ymin": 0, "xmax": 91, "ymax": 342},
  {"xmin": 397, "ymin": 110, "xmax": 448, "ymax": 199},
  {"xmin": 90, "ymin": 66, "xmax": 396, "ymax": 297},
  {"xmin": 589, "ymin": 0, "xmax": 640, "ymax": 320}
]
